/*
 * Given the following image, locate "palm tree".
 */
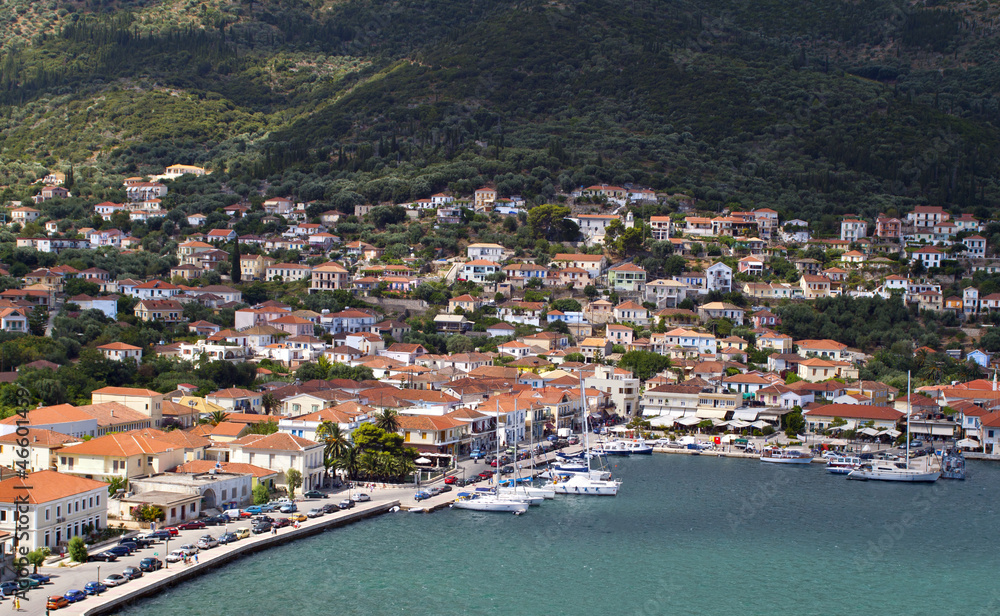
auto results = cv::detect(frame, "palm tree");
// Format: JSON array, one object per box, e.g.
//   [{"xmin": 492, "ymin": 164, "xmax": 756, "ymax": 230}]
[
  {"xmin": 374, "ymin": 409, "xmax": 400, "ymax": 433},
  {"xmin": 337, "ymin": 447, "xmax": 361, "ymax": 481},
  {"xmin": 261, "ymin": 392, "xmax": 279, "ymax": 416},
  {"xmin": 316, "ymin": 421, "xmax": 352, "ymax": 485},
  {"xmin": 208, "ymin": 409, "xmax": 231, "ymax": 426},
  {"xmin": 358, "ymin": 451, "xmax": 379, "ymax": 480}
]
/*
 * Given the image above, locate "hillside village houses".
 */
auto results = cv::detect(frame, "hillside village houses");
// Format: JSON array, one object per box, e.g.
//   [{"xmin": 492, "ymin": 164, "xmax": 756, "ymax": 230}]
[{"xmin": 9, "ymin": 179, "xmax": 1000, "ymax": 533}]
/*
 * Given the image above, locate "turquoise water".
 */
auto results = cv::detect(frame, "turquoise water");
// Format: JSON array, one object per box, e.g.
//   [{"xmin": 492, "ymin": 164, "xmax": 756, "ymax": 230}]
[{"xmin": 118, "ymin": 455, "xmax": 1000, "ymax": 615}]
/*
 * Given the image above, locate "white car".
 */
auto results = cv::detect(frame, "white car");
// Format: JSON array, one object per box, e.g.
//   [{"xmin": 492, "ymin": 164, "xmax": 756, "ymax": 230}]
[
  {"xmin": 178, "ymin": 544, "xmax": 199, "ymax": 555},
  {"xmin": 102, "ymin": 573, "xmax": 128, "ymax": 587},
  {"xmin": 166, "ymin": 549, "xmax": 187, "ymax": 563},
  {"xmin": 351, "ymin": 493, "xmax": 370, "ymax": 502}
]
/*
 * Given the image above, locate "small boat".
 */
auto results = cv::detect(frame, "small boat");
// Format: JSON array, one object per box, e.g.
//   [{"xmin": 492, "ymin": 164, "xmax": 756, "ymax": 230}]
[
  {"xmin": 940, "ymin": 446, "xmax": 966, "ymax": 480},
  {"xmin": 623, "ymin": 438, "xmax": 653, "ymax": 455},
  {"xmin": 547, "ymin": 472, "xmax": 621, "ymax": 496},
  {"xmin": 452, "ymin": 493, "xmax": 529, "ymax": 513},
  {"xmin": 825, "ymin": 455, "xmax": 862, "ymax": 475},
  {"xmin": 760, "ymin": 446, "xmax": 814, "ymax": 464},
  {"xmin": 538, "ymin": 466, "xmax": 612, "ymax": 481},
  {"xmin": 592, "ymin": 440, "xmax": 632, "ymax": 456}
]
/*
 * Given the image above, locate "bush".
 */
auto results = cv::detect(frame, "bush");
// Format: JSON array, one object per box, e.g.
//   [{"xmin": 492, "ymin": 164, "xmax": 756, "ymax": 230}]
[{"xmin": 68, "ymin": 536, "xmax": 88, "ymax": 563}]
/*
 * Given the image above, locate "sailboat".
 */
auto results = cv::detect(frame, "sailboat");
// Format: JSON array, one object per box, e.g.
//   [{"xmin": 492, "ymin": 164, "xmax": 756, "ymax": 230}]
[
  {"xmin": 546, "ymin": 373, "xmax": 622, "ymax": 496},
  {"xmin": 848, "ymin": 372, "xmax": 940, "ymax": 483},
  {"xmin": 496, "ymin": 399, "xmax": 555, "ymax": 501},
  {"xmin": 453, "ymin": 405, "xmax": 533, "ymax": 513}
]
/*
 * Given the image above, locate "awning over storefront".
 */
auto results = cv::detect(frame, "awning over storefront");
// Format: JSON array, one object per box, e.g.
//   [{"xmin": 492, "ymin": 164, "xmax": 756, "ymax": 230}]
[
  {"xmin": 695, "ymin": 409, "xmax": 728, "ymax": 419},
  {"xmin": 733, "ymin": 409, "xmax": 759, "ymax": 421}
]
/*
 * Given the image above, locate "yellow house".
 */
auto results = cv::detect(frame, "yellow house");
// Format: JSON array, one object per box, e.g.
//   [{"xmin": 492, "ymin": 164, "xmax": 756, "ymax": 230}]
[
  {"xmin": 91, "ymin": 386, "xmax": 164, "ymax": 425},
  {"xmin": 0, "ymin": 428, "xmax": 79, "ymax": 472},
  {"xmin": 55, "ymin": 431, "xmax": 186, "ymax": 480},
  {"xmin": 797, "ymin": 358, "xmax": 858, "ymax": 382},
  {"xmin": 397, "ymin": 415, "xmax": 467, "ymax": 460}
]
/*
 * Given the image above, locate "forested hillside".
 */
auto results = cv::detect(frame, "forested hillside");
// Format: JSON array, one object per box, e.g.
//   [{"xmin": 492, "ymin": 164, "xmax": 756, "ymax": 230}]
[{"xmin": 1, "ymin": 0, "xmax": 998, "ymax": 231}]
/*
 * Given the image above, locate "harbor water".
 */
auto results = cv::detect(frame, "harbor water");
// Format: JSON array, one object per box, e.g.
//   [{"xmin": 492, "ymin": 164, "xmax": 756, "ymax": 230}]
[{"xmin": 116, "ymin": 455, "xmax": 1000, "ymax": 615}]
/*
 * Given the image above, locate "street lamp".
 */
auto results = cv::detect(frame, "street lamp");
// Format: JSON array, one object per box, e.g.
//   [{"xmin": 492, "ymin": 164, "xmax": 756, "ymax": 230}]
[{"xmin": 97, "ymin": 565, "xmax": 101, "ymax": 594}]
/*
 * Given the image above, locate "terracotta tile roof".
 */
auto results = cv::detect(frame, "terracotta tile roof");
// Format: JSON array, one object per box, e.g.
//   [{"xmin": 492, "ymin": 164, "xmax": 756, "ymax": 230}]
[
  {"xmin": 0, "ymin": 471, "xmax": 107, "ymax": 504},
  {"xmin": 60, "ymin": 431, "xmax": 178, "ymax": 456},
  {"xmin": 92, "ymin": 386, "xmax": 161, "ymax": 397},
  {"xmin": 0, "ymin": 428, "xmax": 79, "ymax": 447},
  {"xmin": 230, "ymin": 432, "xmax": 319, "ymax": 450},
  {"xmin": 173, "ymin": 460, "xmax": 278, "ymax": 478}
]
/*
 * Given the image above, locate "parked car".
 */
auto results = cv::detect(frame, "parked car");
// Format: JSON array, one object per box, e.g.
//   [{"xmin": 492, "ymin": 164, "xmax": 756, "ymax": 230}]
[
  {"xmin": 500, "ymin": 465, "xmax": 514, "ymax": 475},
  {"xmin": 165, "ymin": 550, "xmax": 187, "ymax": 563},
  {"xmin": 427, "ymin": 487, "xmax": 443, "ymax": 496},
  {"xmin": 272, "ymin": 517, "xmax": 292, "ymax": 529},
  {"xmin": 567, "ymin": 436, "xmax": 580, "ymax": 445},
  {"xmin": 0, "ymin": 581, "xmax": 27, "ymax": 595},
  {"xmin": 122, "ymin": 567, "xmax": 143, "ymax": 581},
  {"xmin": 102, "ymin": 574, "xmax": 128, "ymax": 587},
  {"xmin": 252, "ymin": 521, "xmax": 272, "ymax": 534},
  {"xmin": 147, "ymin": 530, "xmax": 172, "ymax": 541},
  {"xmin": 104, "ymin": 546, "xmax": 133, "ymax": 558},
  {"xmin": 478, "ymin": 470, "xmax": 494, "ymax": 479},
  {"xmin": 260, "ymin": 503, "xmax": 278, "ymax": 513},
  {"xmin": 413, "ymin": 491, "xmax": 431, "ymax": 501},
  {"xmin": 83, "ymin": 581, "xmax": 107, "ymax": 596},
  {"xmin": 279, "ymin": 503, "xmax": 298, "ymax": 514},
  {"xmin": 217, "ymin": 533, "xmax": 238, "ymax": 544},
  {"xmin": 243, "ymin": 506, "xmax": 264, "ymax": 516},
  {"xmin": 338, "ymin": 499, "xmax": 355, "ymax": 509},
  {"xmin": 234, "ymin": 528, "xmax": 251, "ymax": 539},
  {"xmin": 203, "ymin": 514, "xmax": 228, "ymax": 526},
  {"xmin": 351, "ymin": 493, "xmax": 370, "ymax": 502},
  {"xmin": 303, "ymin": 490, "xmax": 326, "ymax": 499},
  {"xmin": 177, "ymin": 520, "xmax": 206, "ymax": 530},
  {"xmin": 120, "ymin": 536, "xmax": 152, "ymax": 548},
  {"xmin": 29, "ymin": 573, "xmax": 52, "ymax": 584},
  {"xmin": 290, "ymin": 513, "xmax": 308, "ymax": 522},
  {"xmin": 138, "ymin": 558, "xmax": 163, "ymax": 572},
  {"xmin": 307, "ymin": 508, "xmax": 324, "ymax": 518},
  {"xmin": 196, "ymin": 535, "xmax": 219, "ymax": 549},
  {"xmin": 322, "ymin": 503, "xmax": 341, "ymax": 514},
  {"xmin": 88, "ymin": 551, "xmax": 118, "ymax": 562},
  {"xmin": 440, "ymin": 485, "xmax": 452, "ymax": 492},
  {"xmin": 118, "ymin": 541, "xmax": 143, "ymax": 553},
  {"xmin": 63, "ymin": 589, "xmax": 87, "ymax": 603},
  {"xmin": 910, "ymin": 440, "xmax": 924, "ymax": 448},
  {"xmin": 163, "ymin": 527, "xmax": 180, "ymax": 536},
  {"xmin": 47, "ymin": 596, "xmax": 70, "ymax": 610},
  {"xmin": 443, "ymin": 476, "xmax": 457, "ymax": 484}
]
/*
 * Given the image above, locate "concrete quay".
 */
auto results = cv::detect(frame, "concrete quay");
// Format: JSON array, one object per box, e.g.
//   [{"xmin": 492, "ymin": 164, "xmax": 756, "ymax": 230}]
[{"xmin": 25, "ymin": 499, "xmax": 399, "ymax": 616}]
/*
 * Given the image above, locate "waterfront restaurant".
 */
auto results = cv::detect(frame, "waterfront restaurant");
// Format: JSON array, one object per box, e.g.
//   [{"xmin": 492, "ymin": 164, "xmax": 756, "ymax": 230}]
[{"xmin": 802, "ymin": 404, "xmax": 904, "ymax": 432}]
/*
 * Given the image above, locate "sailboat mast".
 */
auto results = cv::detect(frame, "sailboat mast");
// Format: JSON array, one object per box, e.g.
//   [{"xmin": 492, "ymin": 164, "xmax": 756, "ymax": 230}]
[{"xmin": 905, "ymin": 370, "xmax": 911, "ymax": 467}]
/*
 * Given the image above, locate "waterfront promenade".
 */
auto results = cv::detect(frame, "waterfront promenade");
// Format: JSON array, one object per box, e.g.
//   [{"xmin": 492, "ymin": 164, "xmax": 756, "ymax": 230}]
[{"xmin": 22, "ymin": 498, "xmax": 400, "ymax": 616}]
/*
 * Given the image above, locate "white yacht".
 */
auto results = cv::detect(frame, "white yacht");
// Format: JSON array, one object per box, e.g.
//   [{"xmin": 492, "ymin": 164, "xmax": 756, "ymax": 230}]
[
  {"xmin": 847, "ymin": 459, "xmax": 940, "ymax": 483},
  {"xmin": 847, "ymin": 372, "xmax": 940, "ymax": 483},
  {"xmin": 760, "ymin": 446, "xmax": 814, "ymax": 464},
  {"xmin": 548, "ymin": 472, "xmax": 621, "ymax": 496},
  {"xmin": 452, "ymin": 493, "xmax": 529, "ymax": 513},
  {"xmin": 497, "ymin": 485, "xmax": 555, "ymax": 500},
  {"xmin": 592, "ymin": 440, "xmax": 631, "ymax": 456},
  {"xmin": 825, "ymin": 455, "xmax": 862, "ymax": 474}
]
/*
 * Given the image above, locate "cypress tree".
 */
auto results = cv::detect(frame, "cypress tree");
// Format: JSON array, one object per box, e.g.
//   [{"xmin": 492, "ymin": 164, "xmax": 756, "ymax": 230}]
[{"xmin": 231, "ymin": 239, "xmax": 241, "ymax": 283}]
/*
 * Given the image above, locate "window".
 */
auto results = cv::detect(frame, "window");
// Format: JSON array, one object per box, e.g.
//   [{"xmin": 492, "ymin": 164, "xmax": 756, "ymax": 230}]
[{"xmin": 190, "ymin": 503, "xmax": 196, "ymax": 512}]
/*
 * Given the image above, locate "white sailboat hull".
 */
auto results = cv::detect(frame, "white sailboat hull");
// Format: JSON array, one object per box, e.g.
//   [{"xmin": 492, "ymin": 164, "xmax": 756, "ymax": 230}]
[
  {"xmin": 498, "ymin": 486, "xmax": 555, "ymax": 499},
  {"xmin": 452, "ymin": 497, "xmax": 530, "ymax": 513},
  {"xmin": 847, "ymin": 467, "xmax": 940, "ymax": 482},
  {"xmin": 547, "ymin": 474, "xmax": 621, "ymax": 496}
]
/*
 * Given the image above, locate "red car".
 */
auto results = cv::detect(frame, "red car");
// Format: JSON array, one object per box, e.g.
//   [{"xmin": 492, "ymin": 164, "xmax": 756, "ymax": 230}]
[
  {"xmin": 164, "ymin": 527, "xmax": 180, "ymax": 536},
  {"xmin": 177, "ymin": 520, "xmax": 206, "ymax": 530},
  {"xmin": 444, "ymin": 476, "xmax": 457, "ymax": 484},
  {"xmin": 478, "ymin": 470, "xmax": 494, "ymax": 479}
]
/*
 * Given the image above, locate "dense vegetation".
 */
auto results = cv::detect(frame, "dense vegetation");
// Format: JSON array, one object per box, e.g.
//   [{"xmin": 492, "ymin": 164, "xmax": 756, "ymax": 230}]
[{"xmin": 0, "ymin": 0, "xmax": 997, "ymax": 236}]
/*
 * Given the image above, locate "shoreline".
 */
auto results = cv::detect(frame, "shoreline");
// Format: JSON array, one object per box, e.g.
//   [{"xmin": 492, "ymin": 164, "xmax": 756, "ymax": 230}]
[
  {"xmin": 45, "ymin": 442, "xmax": 992, "ymax": 616},
  {"xmin": 68, "ymin": 500, "xmax": 399, "ymax": 616}
]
